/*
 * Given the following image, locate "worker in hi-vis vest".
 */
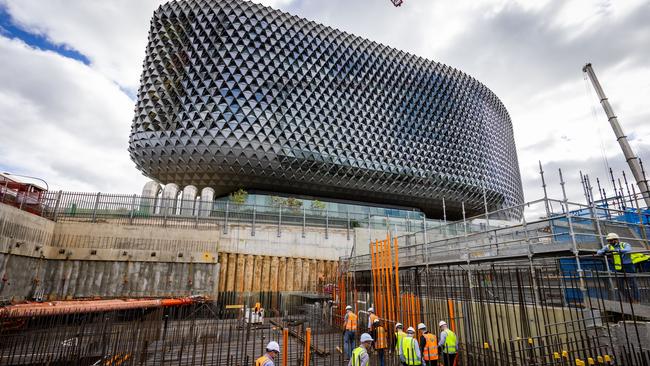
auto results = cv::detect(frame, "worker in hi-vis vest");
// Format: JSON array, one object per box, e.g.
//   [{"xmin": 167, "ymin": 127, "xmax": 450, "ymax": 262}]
[
  {"xmin": 400, "ymin": 327, "xmax": 422, "ymax": 365},
  {"xmin": 417, "ymin": 323, "xmax": 439, "ymax": 366},
  {"xmin": 394, "ymin": 322, "xmax": 407, "ymax": 365},
  {"xmin": 597, "ymin": 232, "xmax": 645, "ymax": 300},
  {"xmin": 344, "ymin": 305, "xmax": 358, "ymax": 360},
  {"xmin": 348, "ymin": 333, "xmax": 373, "ymax": 366},
  {"xmin": 438, "ymin": 321, "xmax": 457, "ymax": 366},
  {"xmin": 255, "ymin": 341, "xmax": 280, "ymax": 366},
  {"xmin": 372, "ymin": 318, "xmax": 388, "ymax": 366},
  {"xmin": 367, "ymin": 307, "xmax": 379, "ymax": 331}
]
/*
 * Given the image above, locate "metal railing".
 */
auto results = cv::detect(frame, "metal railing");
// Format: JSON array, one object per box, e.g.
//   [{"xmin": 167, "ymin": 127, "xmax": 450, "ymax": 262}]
[{"xmin": 1, "ymin": 191, "xmax": 450, "ymax": 238}]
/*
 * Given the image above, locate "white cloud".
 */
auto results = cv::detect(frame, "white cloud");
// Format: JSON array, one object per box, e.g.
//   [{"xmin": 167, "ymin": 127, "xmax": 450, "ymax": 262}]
[{"xmin": 0, "ymin": 36, "xmax": 148, "ymax": 192}]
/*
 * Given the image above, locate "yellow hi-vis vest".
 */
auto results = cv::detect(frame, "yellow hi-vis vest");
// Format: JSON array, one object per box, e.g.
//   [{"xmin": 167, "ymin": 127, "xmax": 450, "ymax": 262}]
[
  {"xmin": 401, "ymin": 336, "xmax": 422, "ymax": 365},
  {"xmin": 442, "ymin": 329, "xmax": 457, "ymax": 354},
  {"xmin": 351, "ymin": 346, "xmax": 367, "ymax": 366},
  {"xmin": 395, "ymin": 330, "xmax": 406, "ymax": 354},
  {"xmin": 632, "ymin": 252, "xmax": 650, "ymax": 264}
]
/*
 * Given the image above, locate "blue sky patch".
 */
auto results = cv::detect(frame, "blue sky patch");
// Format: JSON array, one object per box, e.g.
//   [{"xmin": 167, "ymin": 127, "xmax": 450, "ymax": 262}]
[{"xmin": 0, "ymin": 5, "xmax": 90, "ymax": 65}]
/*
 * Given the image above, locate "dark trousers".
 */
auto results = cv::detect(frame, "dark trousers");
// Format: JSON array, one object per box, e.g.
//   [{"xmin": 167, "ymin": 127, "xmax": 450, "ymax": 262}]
[
  {"xmin": 423, "ymin": 360, "xmax": 438, "ymax": 366},
  {"xmin": 377, "ymin": 348, "xmax": 385, "ymax": 366},
  {"xmin": 442, "ymin": 352, "xmax": 456, "ymax": 366},
  {"xmin": 343, "ymin": 331, "xmax": 355, "ymax": 359},
  {"xmin": 617, "ymin": 263, "xmax": 640, "ymax": 301}
]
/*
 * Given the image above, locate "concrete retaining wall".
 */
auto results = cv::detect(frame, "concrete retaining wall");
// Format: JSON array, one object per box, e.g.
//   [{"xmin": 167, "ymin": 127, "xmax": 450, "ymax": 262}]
[{"xmin": 0, "ymin": 202, "xmax": 346, "ymax": 301}]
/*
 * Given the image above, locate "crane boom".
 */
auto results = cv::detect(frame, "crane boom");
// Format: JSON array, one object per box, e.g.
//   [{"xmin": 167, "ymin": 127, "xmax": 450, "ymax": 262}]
[{"xmin": 582, "ymin": 63, "xmax": 650, "ymax": 207}]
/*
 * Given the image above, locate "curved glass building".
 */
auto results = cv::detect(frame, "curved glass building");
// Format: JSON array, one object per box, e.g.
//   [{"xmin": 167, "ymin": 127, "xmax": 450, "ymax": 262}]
[{"xmin": 129, "ymin": 0, "xmax": 523, "ymax": 219}]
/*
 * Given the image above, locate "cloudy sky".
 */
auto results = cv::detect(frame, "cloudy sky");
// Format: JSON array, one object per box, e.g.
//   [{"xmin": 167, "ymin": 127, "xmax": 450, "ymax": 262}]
[{"xmin": 0, "ymin": 0, "xmax": 648, "ymax": 207}]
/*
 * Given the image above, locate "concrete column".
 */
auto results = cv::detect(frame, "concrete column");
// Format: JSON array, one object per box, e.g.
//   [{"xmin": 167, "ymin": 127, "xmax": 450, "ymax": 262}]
[
  {"xmin": 270, "ymin": 257, "xmax": 279, "ymax": 292},
  {"xmin": 161, "ymin": 183, "xmax": 179, "ymax": 216},
  {"xmin": 253, "ymin": 256, "xmax": 263, "ymax": 293},
  {"xmin": 244, "ymin": 254, "xmax": 254, "ymax": 293},
  {"xmin": 199, "ymin": 187, "xmax": 215, "ymax": 217},
  {"xmin": 140, "ymin": 181, "xmax": 161, "ymax": 215},
  {"xmin": 226, "ymin": 253, "xmax": 236, "ymax": 292},
  {"xmin": 180, "ymin": 185, "xmax": 198, "ymax": 216},
  {"xmin": 278, "ymin": 257, "xmax": 286, "ymax": 291},
  {"xmin": 218, "ymin": 253, "xmax": 228, "ymax": 292},
  {"xmin": 294, "ymin": 258, "xmax": 303, "ymax": 291},
  {"xmin": 236, "ymin": 254, "xmax": 245, "ymax": 293},
  {"xmin": 286, "ymin": 258, "xmax": 294, "ymax": 292},
  {"xmin": 262, "ymin": 256, "xmax": 271, "ymax": 292}
]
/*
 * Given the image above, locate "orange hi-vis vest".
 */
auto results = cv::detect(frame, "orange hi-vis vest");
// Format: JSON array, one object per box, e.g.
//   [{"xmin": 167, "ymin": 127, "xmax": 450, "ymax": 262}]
[
  {"xmin": 255, "ymin": 355, "xmax": 273, "ymax": 366},
  {"xmin": 346, "ymin": 312, "xmax": 358, "ymax": 331},
  {"xmin": 375, "ymin": 326, "xmax": 387, "ymax": 349},
  {"xmin": 422, "ymin": 333, "xmax": 438, "ymax": 361}
]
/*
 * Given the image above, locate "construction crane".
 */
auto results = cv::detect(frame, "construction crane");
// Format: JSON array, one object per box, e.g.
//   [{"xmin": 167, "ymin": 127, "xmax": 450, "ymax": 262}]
[
  {"xmin": 391, "ymin": 0, "xmax": 404, "ymax": 6},
  {"xmin": 583, "ymin": 63, "xmax": 650, "ymax": 207}
]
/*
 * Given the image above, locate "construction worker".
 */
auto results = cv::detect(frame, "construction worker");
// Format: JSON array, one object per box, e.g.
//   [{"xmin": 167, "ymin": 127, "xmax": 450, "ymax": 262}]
[
  {"xmin": 372, "ymin": 319, "xmax": 388, "ymax": 366},
  {"xmin": 348, "ymin": 333, "xmax": 373, "ymax": 366},
  {"xmin": 438, "ymin": 321, "xmax": 457, "ymax": 366},
  {"xmin": 344, "ymin": 305, "xmax": 358, "ymax": 360},
  {"xmin": 417, "ymin": 323, "xmax": 438, "ymax": 366},
  {"xmin": 597, "ymin": 232, "xmax": 641, "ymax": 300},
  {"xmin": 367, "ymin": 307, "xmax": 379, "ymax": 330},
  {"xmin": 256, "ymin": 341, "xmax": 280, "ymax": 366},
  {"xmin": 394, "ymin": 322, "xmax": 407, "ymax": 365},
  {"xmin": 400, "ymin": 327, "xmax": 422, "ymax": 365}
]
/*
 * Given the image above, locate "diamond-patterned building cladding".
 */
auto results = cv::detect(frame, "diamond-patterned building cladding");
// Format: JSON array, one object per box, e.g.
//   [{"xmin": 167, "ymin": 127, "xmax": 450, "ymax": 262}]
[{"xmin": 129, "ymin": 0, "xmax": 524, "ymax": 219}]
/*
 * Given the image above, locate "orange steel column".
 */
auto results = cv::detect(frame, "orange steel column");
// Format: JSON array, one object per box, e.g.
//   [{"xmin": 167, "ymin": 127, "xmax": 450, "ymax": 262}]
[
  {"xmin": 304, "ymin": 327, "xmax": 311, "ymax": 366},
  {"xmin": 370, "ymin": 240, "xmax": 378, "ymax": 318},
  {"xmin": 386, "ymin": 237, "xmax": 396, "ymax": 323},
  {"xmin": 394, "ymin": 236, "xmax": 400, "ymax": 325},
  {"xmin": 447, "ymin": 299, "xmax": 456, "ymax": 333},
  {"xmin": 283, "ymin": 328, "xmax": 289, "ymax": 366},
  {"xmin": 382, "ymin": 239, "xmax": 390, "ymax": 320},
  {"xmin": 376, "ymin": 241, "xmax": 384, "ymax": 318}
]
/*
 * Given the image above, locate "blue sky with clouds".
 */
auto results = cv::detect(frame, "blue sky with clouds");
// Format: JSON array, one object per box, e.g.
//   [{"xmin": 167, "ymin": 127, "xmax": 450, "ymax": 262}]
[{"xmin": 0, "ymin": 0, "xmax": 648, "ymax": 207}]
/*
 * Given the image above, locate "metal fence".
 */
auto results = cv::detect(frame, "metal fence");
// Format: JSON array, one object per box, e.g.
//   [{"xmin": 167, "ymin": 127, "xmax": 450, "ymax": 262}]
[{"xmin": 0, "ymin": 191, "xmax": 450, "ymax": 238}]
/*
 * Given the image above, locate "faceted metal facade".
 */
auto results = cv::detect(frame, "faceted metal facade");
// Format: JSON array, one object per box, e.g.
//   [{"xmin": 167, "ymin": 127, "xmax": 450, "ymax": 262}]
[{"xmin": 129, "ymin": 0, "xmax": 523, "ymax": 218}]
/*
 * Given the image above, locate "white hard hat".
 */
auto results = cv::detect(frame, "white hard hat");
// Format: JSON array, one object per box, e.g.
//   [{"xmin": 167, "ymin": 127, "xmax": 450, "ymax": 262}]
[
  {"xmin": 439, "ymin": 320, "xmax": 447, "ymax": 327},
  {"xmin": 417, "ymin": 323, "xmax": 427, "ymax": 330},
  {"xmin": 368, "ymin": 307, "xmax": 374, "ymax": 313},
  {"xmin": 360, "ymin": 333, "xmax": 374, "ymax": 343},
  {"xmin": 346, "ymin": 305, "xmax": 352, "ymax": 311},
  {"xmin": 267, "ymin": 341, "xmax": 280, "ymax": 353},
  {"xmin": 606, "ymin": 233, "xmax": 619, "ymax": 241},
  {"xmin": 395, "ymin": 322, "xmax": 403, "ymax": 329},
  {"xmin": 407, "ymin": 327, "xmax": 415, "ymax": 333}
]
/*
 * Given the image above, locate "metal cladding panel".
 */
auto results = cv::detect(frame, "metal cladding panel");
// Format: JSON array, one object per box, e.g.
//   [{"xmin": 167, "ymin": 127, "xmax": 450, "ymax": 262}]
[{"xmin": 129, "ymin": 0, "xmax": 523, "ymax": 219}]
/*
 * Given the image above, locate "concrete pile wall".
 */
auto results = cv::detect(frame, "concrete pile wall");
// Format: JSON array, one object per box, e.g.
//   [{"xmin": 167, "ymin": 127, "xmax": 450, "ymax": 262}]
[{"xmin": 0, "ymin": 202, "xmax": 349, "ymax": 302}]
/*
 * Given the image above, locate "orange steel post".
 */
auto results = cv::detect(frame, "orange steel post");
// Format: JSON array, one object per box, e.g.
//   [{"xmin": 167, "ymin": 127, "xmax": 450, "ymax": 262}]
[
  {"xmin": 376, "ymin": 240, "xmax": 384, "ymax": 318},
  {"xmin": 381, "ymin": 240, "xmax": 390, "ymax": 318},
  {"xmin": 394, "ymin": 236, "xmax": 400, "ymax": 325},
  {"xmin": 283, "ymin": 328, "xmax": 289, "ymax": 366},
  {"xmin": 370, "ymin": 240, "xmax": 377, "ymax": 319},
  {"xmin": 386, "ymin": 237, "xmax": 396, "ymax": 323},
  {"xmin": 304, "ymin": 327, "xmax": 311, "ymax": 366},
  {"xmin": 447, "ymin": 299, "xmax": 456, "ymax": 333}
]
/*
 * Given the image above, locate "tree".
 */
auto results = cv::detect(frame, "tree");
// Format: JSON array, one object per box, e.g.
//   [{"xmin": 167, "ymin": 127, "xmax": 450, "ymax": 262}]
[
  {"xmin": 229, "ymin": 188, "xmax": 248, "ymax": 205},
  {"xmin": 312, "ymin": 200, "xmax": 326, "ymax": 212},
  {"xmin": 285, "ymin": 197, "xmax": 303, "ymax": 211}
]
